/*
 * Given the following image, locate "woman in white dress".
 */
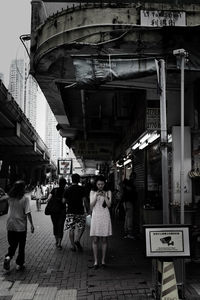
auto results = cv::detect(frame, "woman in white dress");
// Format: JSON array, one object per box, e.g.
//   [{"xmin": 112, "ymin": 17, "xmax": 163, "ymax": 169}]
[{"xmin": 90, "ymin": 175, "xmax": 112, "ymax": 269}]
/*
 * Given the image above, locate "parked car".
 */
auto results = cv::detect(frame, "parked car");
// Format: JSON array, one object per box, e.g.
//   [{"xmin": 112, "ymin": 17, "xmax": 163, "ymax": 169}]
[{"xmin": 0, "ymin": 188, "xmax": 8, "ymax": 215}]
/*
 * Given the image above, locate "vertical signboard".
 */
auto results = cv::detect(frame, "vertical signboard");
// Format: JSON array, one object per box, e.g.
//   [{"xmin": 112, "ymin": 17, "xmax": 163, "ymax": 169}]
[{"xmin": 58, "ymin": 159, "xmax": 72, "ymax": 175}]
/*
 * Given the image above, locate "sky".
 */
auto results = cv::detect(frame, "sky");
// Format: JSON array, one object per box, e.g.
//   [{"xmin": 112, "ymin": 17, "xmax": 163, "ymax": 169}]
[
  {"xmin": 0, "ymin": 0, "xmax": 31, "ymax": 85},
  {"xmin": 0, "ymin": 0, "xmax": 46, "ymax": 139}
]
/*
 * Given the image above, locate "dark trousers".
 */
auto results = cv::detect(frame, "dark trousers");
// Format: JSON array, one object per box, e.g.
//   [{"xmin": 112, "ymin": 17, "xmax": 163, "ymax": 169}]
[
  {"xmin": 51, "ymin": 214, "xmax": 65, "ymax": 239},
  {"xmin": 5, "ymin": 230, "xmax": 27, "ymax": 266}
]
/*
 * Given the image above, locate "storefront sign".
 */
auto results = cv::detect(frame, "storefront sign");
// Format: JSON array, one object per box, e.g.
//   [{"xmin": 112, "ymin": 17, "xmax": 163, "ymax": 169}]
[
  {"xmin": 146, "ymin": 108, "xmax": 160, "ymax": 130},
  {"xmin": 141, "ymin": 10, "xmax": 186, "ymax": 27},
  {"xmin": 58, "ymin": 159, "xmax": 72, "ymax": 175},
  {"xmin": 145, "ymin": 226, "xmax": 190, "ymax": 257}
]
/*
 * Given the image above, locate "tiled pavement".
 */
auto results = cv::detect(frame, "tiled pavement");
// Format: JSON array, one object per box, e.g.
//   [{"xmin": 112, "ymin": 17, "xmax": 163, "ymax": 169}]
[{"xmin": 0, "ymin": 199, "xmax": 200, "ymax": 300}]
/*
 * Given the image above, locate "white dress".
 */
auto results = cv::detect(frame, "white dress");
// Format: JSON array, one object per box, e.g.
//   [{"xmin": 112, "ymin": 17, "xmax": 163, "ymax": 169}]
[{"xmin": 90, "ymin": 190, "xmax": 112, "ymax": 237}]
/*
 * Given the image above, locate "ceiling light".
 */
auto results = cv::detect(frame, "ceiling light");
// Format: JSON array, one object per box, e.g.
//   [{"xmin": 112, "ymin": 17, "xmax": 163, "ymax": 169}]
[
  {"xmin": 139, "ymin": 142, "xmax": 148, "ymax": 150},
  {"xmin": 124, "ymin": 158, "xmax": 132, "ymax": 166},
  {"xmin": 168, "ymin": 134, "xmax": 172, "ymax": 143},
  {"xmin": 148, "ymin": 133, "xmax": 160, "ymax": 144},
  {"xmin": 132, "ymin": 142, "xmax": 140, "ymax": 150},
  {"xmin": 140, "ymin": 133, "xmax": 150, "ymax": 144}
]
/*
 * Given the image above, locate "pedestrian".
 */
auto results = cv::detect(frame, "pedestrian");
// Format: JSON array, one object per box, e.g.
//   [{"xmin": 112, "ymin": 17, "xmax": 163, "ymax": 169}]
[
  {"xmin": 63, "ymin": 173, "xmax": 87, "ymax": 252},
  {"xmin": 47, "ymin": 177, "xmax": 67, "ymax": 250},
  {"xmin": 34, "ymin": 182, "xmax": 43, "ymax": 211},
  {"xmin": 121, "ymin": 178, "xmax": 136, "ymax": 239},
  {"xmin": 3, "ymin": 180, "xmax": 34, "ymax": 272},
  {"xmin": 90, "ymin": 175, "xmax": 112, "ymax": 269}
]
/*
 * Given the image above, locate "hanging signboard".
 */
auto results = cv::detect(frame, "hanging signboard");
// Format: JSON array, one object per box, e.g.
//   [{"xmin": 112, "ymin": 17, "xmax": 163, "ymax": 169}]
[
  {"xmin": 144, "ymin": 225, "xmax": 190, "ymax": 257},
  {"xmin": 140, "ymin": 10, "xmax": 186, "ymax": 27},
  {"xmin": 72, "ymin": 56, "xmax": 156, "ymax": 87},
  {"xmin": 58, "ymin": 159, "xmax": 72, "ymax": 175},
  {"xmin": 146, "ymin": 108, "xmax": 160, "ymax": 130}
]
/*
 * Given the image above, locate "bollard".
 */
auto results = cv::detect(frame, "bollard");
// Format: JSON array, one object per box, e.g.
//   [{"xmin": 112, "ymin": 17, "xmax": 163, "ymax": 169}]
[{"xmin": 161, "ymin": 261, "xmax": 179, "ymax": 300}]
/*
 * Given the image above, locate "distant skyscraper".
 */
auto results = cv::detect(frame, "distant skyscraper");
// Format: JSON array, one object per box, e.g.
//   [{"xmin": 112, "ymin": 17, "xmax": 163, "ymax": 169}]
[
  {"xmin": 0, "ymin": 73, "xmax": 4, "ymax": 83},
  {"xmin": 8, "ymin": 59, "xmax": 38, "ymax": 128},
  {"xmin": 25, "ymin": 75, "xmax": 38, "ymax": 128},
  {"xmin": 9, "ymin": 59, "xmax": 25, "ymax": 109},
  {"xmin": 45, "ymin": 104, "xmax": 62, "ymax": 162},
  {"xmin": 8, "ymin": 58, "xmax": 63, "ymax": 164}
]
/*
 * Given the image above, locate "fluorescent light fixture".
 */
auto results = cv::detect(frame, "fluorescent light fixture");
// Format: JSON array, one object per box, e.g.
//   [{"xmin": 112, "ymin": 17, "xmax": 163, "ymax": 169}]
[
  {"xmin": 132, "ymin": 142, "xmax": 140, "ymax": 150},
  {"xmin": 116, "ymin": 163, "xmax": 123, "ymax": 168},
  {"xmin": 139, "ymin": 142, "xmax": 148, "ymax": 150},
  {"xmin": 168, "ymin": 134, "xmax": 172, "ymax": 143},
  {"xmin": 124, "ymin": 158, "xmax": 132, "ymax": 166},
  {"xmin": 140, "ymin": 133, "xmax": 150, "ymax": 144},
  {"xmin": 148, "ymin": 133, "xmax": 160, "ymax": 144}
]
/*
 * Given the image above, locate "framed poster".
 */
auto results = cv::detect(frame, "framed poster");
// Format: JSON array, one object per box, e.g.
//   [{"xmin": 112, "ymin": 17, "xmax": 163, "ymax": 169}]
[
  {"xmin": 58, "ymin": 159, "xmax": 72, "ymax": 175},
  {"xmin": 144, "ymin": 225, "xmax": 190, "ymax": 257}
]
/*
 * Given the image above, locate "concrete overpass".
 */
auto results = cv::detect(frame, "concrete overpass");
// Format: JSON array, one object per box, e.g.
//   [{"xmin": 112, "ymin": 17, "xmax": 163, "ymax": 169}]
[{"xmin": 0, "ymin": 80, "xmax": 56, "ymax": 187}]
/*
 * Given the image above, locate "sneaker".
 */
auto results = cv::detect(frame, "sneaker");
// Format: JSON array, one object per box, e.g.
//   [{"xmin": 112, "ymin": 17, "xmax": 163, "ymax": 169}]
[
  {"xmin": 16, "ymin": 265, "xmax": 25, "ymax": 271},
  {"xmin": 3, "ymin": 256, "xmax": 10, "ymax": 271}
]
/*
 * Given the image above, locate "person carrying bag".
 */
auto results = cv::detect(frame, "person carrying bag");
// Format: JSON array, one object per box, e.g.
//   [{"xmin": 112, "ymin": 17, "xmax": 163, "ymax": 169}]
[{"xmin": 45, "ymin": 178, "xmax": 67, "ymax": 249}]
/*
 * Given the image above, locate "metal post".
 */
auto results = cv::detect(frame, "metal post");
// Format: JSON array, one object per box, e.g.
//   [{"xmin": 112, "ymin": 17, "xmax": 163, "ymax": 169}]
[
  {"xmin": 173, "ymin": 49, "xmax": 187, "ymax": 224},
  {"xmin": 180, "ymin": 53, "xmax": 185, "ymax": 224},
  {"xmin": 159, "ymin": 59, "xmax": 169, "ymax": 224}
]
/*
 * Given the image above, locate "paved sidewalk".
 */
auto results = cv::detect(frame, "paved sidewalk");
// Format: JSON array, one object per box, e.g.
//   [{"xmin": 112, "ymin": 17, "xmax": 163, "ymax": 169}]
[{"xmin": 0, "ymin": 199, "xmax": 199, "ymax": 299}]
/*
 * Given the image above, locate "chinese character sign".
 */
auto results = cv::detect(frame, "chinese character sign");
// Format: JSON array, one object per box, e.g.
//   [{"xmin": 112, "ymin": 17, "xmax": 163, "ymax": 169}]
[
  {"xmin": 141, "ymin": 10, "xmax": 186, "ymax": 27},
  {"xmin": 58, "ymin": 160, "xmax": 72, "ymax": 175}
]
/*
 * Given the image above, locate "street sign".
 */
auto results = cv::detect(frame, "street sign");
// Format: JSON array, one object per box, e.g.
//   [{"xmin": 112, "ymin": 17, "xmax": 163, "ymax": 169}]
[{"xmin": 144, "ymin": 225, "xmax": 190, "ymax": 257}]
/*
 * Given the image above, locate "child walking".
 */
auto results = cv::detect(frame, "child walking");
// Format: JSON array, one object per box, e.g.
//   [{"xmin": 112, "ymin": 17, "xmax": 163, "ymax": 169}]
[{"xmin": 3, "ymin": 180, "xmax": 34, "ymax": 271}]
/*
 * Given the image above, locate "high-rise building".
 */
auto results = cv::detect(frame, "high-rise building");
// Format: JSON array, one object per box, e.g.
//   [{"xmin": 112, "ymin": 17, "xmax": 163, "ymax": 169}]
[
  {"xmin": 8, "ymin": 59, "xmax": 38, "ymax": 128},
  {"xmin": 25, "ymin": 75, "xmax": 38, "ymax": 128},
  {"xmin": 8, "ymin": 59, "xmax": 25, "ymax": 109},
  {"xmin": 0, "ymin": 73, "xmax": 4, "ymax": 83},
  {"xmin": 45, "ymin": 104, "xmax": 62, "ymax": 163},
  {"xmin": 8, "ymin": 58, "xmax": 63, "ymax": 165}
]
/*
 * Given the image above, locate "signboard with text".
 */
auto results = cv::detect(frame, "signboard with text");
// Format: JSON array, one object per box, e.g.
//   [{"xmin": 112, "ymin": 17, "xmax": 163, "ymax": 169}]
[
  {"xmin": 58, "ymin": 159, "xmax": 72, "ymax": 175},
  {"xmin": 146, "ymin": 108, "xmax": 160, "ymax": 130},
  {"xmin": 141, "ymin": 10, "xmax": 186, "ymax": 27},
  {"xmin": 145, "ymin": 226, "xmax": 190, "ymax": 257}
]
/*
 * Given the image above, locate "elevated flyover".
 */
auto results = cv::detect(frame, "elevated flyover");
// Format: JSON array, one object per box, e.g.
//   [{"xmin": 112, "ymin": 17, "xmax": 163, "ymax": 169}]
[{"xmin": 0, "ymin": 80, "xmax": 56, "ymax": 186}]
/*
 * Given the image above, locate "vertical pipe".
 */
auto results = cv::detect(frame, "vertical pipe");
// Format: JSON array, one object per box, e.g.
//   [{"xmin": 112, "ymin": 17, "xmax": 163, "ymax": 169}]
[
  {"xmin": 180, "ymin": 55, "xmax": 185, "ymax": 224},
  {"xmin": 81, "ymin": 89, "xmax": 87, "ymax": 141},
  {"xmin": 159, "ymin": 59, "xmax": 169, "ymax": 224}
]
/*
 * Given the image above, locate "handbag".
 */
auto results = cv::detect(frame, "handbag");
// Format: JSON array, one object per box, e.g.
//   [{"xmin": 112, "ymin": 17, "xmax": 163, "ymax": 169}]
[{"xmin": 86, "ymin": 214, "xmax": 91, "ymax": 227}]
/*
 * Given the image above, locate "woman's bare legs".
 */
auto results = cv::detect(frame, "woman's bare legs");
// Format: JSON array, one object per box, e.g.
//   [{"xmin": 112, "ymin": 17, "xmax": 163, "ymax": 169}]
[
  {"xmin": 92, "ymin": 236, "xmax": 99, "ymax": 265},
  {"xmin": 69, "ymin": 229, "xmax": 76, "ymax": 250},
  {"xmin": 101, "ymin": 237, "xmax": 107, "ymax": 265}
]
